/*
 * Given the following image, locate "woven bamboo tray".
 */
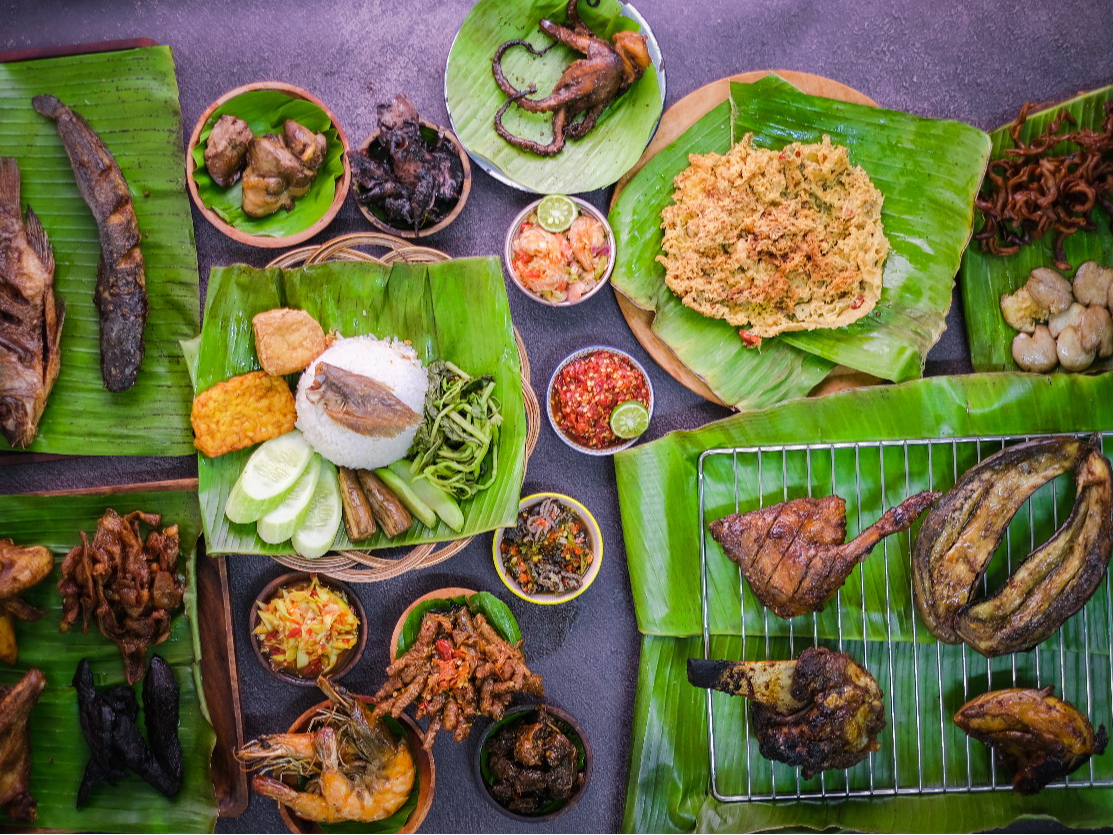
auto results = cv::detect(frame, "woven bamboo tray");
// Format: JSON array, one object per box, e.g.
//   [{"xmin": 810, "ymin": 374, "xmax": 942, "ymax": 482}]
[{"xmin": 262, "ymin": 232, "xmax": 540, "ymax": 582}]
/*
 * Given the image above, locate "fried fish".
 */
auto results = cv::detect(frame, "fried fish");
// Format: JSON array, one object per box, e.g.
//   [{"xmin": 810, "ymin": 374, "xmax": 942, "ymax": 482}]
[{"xmin": 0, "ymin": 158, "xmax": 64, "ymax": 448}]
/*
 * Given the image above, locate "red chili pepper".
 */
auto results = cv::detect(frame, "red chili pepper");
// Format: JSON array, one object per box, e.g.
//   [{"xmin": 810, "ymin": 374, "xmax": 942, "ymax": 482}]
[
  {"xmin": 287, "ymin": 626, "xmax": 302, "ymax": 639},
  {"xmin": 435, "ymin": 638, "xmax": 454, "ymax": 661}
]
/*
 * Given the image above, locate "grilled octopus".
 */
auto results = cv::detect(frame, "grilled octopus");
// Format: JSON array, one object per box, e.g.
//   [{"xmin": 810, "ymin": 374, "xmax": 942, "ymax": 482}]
[
  {"xmin": 492, "ymin": 0, "xmax": 652, "ymax": 156},
  {"xmin": 688, "ymin": 647, "xmax": 885, "ymax": 778}
]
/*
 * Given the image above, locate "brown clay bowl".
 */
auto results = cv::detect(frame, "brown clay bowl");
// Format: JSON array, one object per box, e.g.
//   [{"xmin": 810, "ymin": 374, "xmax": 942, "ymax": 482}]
[
  {"xmin": 351, "ymin": 121, "xmax": 471, "ymax": 239},
  {"xmin": 186, "ymin": 81, "xmax": 351, "ymax": 248},
  {"xmin": 472, "ymin": 703, "xmax": 592, "ymax": 822},
  {"xmin": 274, "ymin": 697, "xmax": 435, "ymax": 834},
  {"xmin": 249, "ymin": 572, "xmax": 367, "ymax": 687},
  {"xmin": 389, "ymin": 586, "xmax": 477, "ymax": 660}
]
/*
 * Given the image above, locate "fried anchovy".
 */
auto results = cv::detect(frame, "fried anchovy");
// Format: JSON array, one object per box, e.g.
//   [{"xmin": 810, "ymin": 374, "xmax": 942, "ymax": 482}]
[{"xmin": 33, "ymin": 94, "xmax": 147, "ymax": 392}]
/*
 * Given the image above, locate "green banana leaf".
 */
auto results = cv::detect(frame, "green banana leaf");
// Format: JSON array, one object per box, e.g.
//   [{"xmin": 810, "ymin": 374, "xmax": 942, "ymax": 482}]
[
  {"xmin": 0, "ymin": 46, "xmax": 199, "ymax": 455},
  {"xmin": 961, "ymin": 83, "xmax": 1113, "ymax": 372},
  {"xmin": 609, "ymin": 74, "xmax": 991, "ymax": 406},
  {"xmin": 396, "ymin": 592, "xmax": 521, "ymax": 656},
  {"xmin": 616, "ymin": 371, "xmax": 1113, "ymax": 832},
  {"xmin": 0, "ymin": 488, "xmax": 217, "ymax": 833},
  {"xmin": 189, "ymin": 90, "xmax": 345, "ymax": 238},
  {"xmin": 445, "ymin": 0, "xmax": 663, "ymax": 193},
  {"xmin": 624, "ymin": 635, "xmax": 1113, "ymax": 834},
  {"xmin": 195, "ymin": 258, "xmax": 526, "ymax": 556}
]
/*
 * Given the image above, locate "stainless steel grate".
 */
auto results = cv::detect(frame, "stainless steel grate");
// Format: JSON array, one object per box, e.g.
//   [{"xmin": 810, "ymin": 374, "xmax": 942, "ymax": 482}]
[{"xmin": 697, "ymin": 433, "xmax": 1113, "ymax": 802}]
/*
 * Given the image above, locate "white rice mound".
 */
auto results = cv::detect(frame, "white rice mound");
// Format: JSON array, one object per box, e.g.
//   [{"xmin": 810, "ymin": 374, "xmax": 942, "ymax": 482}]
[{"xmin": 295, "ymin": 334, "xmax": 429, "ymax": 470}]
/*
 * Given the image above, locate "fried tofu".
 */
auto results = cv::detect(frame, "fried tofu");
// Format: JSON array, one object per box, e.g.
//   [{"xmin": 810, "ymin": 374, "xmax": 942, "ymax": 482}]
[
  {"xmin": 190, "ymin": 371, "xmax": 296, "ymax": 457},
  {"xmin": 252, "ymin": 308, "xmax": 326, "ymax": 376}
]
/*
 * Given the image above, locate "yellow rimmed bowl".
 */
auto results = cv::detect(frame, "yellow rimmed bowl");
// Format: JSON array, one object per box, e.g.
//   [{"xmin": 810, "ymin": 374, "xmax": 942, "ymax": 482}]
[{"xmin": 492, "ymin": 493, "xmax": 603, "ymax": 605}]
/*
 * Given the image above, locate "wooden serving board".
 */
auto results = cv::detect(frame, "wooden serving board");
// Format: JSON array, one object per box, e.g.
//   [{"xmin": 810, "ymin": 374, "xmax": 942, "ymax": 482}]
[
  {"xmin": 610, "ymin": 69, "xmax": 883, "ymax": 408},
  {"xmin": 27, "ymin": 477, "xmax": 249, "ymax": 819}
]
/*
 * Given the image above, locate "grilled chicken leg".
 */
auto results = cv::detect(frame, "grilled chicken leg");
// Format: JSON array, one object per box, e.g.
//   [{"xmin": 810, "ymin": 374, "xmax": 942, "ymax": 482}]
[
  {"xmin": 710, "ymin": 492, "xmax": 938, "ymax": 618},
  {"xmin": 0, "ymin": 541, "xmax": 54, "ymax": 665},
  {"xmin": 0, "ymin": 668, "xmax": 46, "ymax": 821},
  {"xmin": 688, "ymin": 647, "xmax": 885, "ymax": 778}
]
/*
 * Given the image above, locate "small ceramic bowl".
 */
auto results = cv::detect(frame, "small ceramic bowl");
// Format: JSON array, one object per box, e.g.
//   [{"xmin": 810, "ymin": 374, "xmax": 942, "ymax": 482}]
[
  {"xmin": 351, "ymin": 120, "xmax": 472, "ymax": 238},
  {"xmin": 546, "ymin": 345, "xmax": 655, "ymax": 456},
  {"xmin": 492, "ymin": 493, "xmax": 603, "ymax": 605},
  {"xmin": 389, "ymin": 586, "xmax": 478, "ymax": 660},
  {"xmin": 276, "ymin": 697, "xmax": 435, "ymax": 834},
  {"xmin": 249, "ymin": 572, "xmax": 367, "ymax": 687},
  {"xmin": 186, "ymin": 81, "xmax": 351, "ymax": 248},
  {"xmin": 503, "ymin": 196, "xmax": 616, "ymax": 307},
  {"xmin": 473, "ymin": 704, "xmax": 593, "ymax": 822}
]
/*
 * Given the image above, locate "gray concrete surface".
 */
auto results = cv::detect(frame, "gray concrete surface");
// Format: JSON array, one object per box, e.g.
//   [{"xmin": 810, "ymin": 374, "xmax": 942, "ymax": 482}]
[{"xmin": 2, "ymin": 0, "xmax": 1113, "ymax": 832}]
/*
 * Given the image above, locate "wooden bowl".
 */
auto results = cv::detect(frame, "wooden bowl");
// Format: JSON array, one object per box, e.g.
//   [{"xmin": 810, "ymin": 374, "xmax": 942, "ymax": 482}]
[
  {"xmin": 186, "ymin": 81, "xmax": 351, "ymax": 248},
  {"xmin": 275, "ymin": 698, "xmax": 435, "ymax": 834},
  {"xmin": 249, "ymin": 572, "xmax": 368, "ymax": 687},
  {"xmin": 389, "ymin": 586, "xmax": 477, "ymax": 660},
  {"xmin": 351, "ymin": 120, "xmax": 471, "ymax": 239},
  {"xmin": 472, "ymin": 703, "xmax": 592, "ymax": 822}
]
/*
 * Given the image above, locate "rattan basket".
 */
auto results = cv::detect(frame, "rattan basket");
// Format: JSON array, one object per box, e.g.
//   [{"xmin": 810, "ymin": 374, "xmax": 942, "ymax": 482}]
[{"xmin": 263, "ymin": 232, "xmax": 540, "ymax": 582}]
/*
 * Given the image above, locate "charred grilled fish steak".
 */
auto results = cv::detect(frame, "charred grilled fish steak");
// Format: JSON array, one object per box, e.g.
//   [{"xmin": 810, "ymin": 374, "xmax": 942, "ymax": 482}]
[
  {"xmin": 688, "ymin": 647, "xmax": 885, "ymax": 778},
  {"xmin": 709, "ymin": 492, "xmax": 938, "ymax": 618},
  {"xmin": 33, "ymin": 94, "xmax": 147, "ymax": 392},
  {"xmin": 0, "ymin": 668, "xmax": 46, "ymax": 822},
  {"xmin": 912, "ymin": 435, "xmax": 1113, "ymax": 655},
  {"xmin": 955, "ymin": 686, "xmax": 1108, "ymax": 794},
  {"xmin": 0, "ymin": 158, "xmax": 64, "ymax": 448}
]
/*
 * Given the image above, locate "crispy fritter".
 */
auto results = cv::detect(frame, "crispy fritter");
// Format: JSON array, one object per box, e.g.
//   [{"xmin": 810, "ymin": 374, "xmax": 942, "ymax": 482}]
[
  {"xmin": 190, "ymin": 370, "xmax": 296, "ymax": 458},
  {"xmin": 658, "ymin": 135, "xmax": 888, "ymax": 340},
  {"xmin": 252, "ymin": 307, "xmax": 327, "ymax": 376}
]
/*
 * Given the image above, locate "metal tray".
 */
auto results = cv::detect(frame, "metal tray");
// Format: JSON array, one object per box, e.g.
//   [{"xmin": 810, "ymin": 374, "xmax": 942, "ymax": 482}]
[{"xmin": 696, "ymin": 433, "xmax": 1113, "ymax": 802}]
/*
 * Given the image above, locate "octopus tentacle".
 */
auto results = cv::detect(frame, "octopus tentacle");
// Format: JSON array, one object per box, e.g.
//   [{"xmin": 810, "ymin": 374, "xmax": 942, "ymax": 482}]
[
  {"xmin": 492, "ymin": 39, "xmax": 552, "ymax": 100},
  {"xmin": 494, "ymin": 97, "xmax": 568, "ymax": 157},
  {"xmin": 565, "ymin": 102, "xmax": 607, "ymax": 139},
  {"xmin": 539, "ymin": 19, "xmax": 593, "ymax": 54}
]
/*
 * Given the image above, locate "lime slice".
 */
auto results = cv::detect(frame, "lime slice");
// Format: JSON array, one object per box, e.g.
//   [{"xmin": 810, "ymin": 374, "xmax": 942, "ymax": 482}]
[
  {"xmin": 610, "ymin": 400, "xmax": 650, "ymax": 440},
  {"xmin": 257, "ymin": 455, "xmax": 322, "ymax": 544},
  {"xmin": 225, "ymin": 431, "xmax": 314, "ymax": 524},
  {"xmin": 536, "ymin": 194, "xmax": 578, "ymax": 233},
  {"xmin": 292, "ymin": 459, "xmax": 342, "ymax": 559}
]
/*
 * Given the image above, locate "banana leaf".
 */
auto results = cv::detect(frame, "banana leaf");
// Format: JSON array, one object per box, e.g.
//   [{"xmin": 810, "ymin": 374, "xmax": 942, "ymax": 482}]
[
  {"xmin": 609, "ymin": 74, "xmax": 991, "ymax": 405},
  {"xmin": 444, "ymin": 0, "xmax": 663, "ymax": 193},
  {"xmin": 624, "ymin": 635, "xmax": 1113, "ymax": 834},
  {"xmin": 195, "ymin": 258, "xmax": 526, "ymax": 556},
  {"xmin": 0, "ymin": 46, "xmax": 200, "ymax": 455},
  {"xmin": 189, "ymin": 90, "xmax": 345, "ymax": 238},
  {"xmin": 960, "ymin": 83, "xmax": 1113, "ymax": 372},
  {"xmin": 0, "ymin": 489, "xmax": 217, "ymax": 833}
]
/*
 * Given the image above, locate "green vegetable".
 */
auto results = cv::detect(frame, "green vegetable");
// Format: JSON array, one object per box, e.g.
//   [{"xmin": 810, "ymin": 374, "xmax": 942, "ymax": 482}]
[
  {"xmin": 189, "ymin": 89, "xmax": 345, "ymax": 238},
  {"xmin": 408, "ymin": 360, "xmax": 503, "ymax": 500},
  {"xmin": 224, "ymin": 431, "xmax": 314, "ymax": 524},
  {"xmin": 396, "ymin": 592, "xmax": 521, "ymax": 658},
  {"xmin": 387, "ymin": 460, "xmax": 464, "ymax": 532},
  {"xmin": 374, "ymin": 466, "xmax": 437, "ymax": 529}
]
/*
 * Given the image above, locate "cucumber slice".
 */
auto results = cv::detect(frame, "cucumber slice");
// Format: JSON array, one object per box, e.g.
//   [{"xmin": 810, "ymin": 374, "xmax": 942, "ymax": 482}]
[
  {"xmin": 374, "ymin": 465, "xmax": 437, "ymax": 529},
  {"xmin": 225, "ymin": 431, "xmax": 314, "ymax": 524},
  {"xmin": 257, "ymin": 455, "xmax": 322, "ymax": 544},
  {"xmin": 387, "ymin": 460, "xmax": 464, "ymax": 532},
  {"xmin": 292, "ymin": 459, "xmax": 342, "ymax": 559}
]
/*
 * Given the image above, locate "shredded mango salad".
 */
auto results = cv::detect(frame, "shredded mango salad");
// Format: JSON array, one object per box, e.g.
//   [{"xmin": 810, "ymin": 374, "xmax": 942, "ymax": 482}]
[{"xmin": 254, "ymin": 576, "xmax": 360, "ymax": 677}]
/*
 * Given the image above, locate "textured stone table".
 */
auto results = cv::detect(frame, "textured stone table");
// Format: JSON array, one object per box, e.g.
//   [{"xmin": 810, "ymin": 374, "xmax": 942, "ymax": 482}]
[{"xmin": 3, "ymin": 0, "xmax": 1113, "ymax": 832}]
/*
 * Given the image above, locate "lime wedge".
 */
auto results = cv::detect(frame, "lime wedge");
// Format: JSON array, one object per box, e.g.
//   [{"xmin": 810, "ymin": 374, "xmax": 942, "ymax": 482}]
[
  {"xmin": 257, "ymin": 455, "xmax": 322, "ymax": 544},
  {"xmin": 225, "ymin": 431, "xmax": 314, "ymax": 524},
  {"xmin": 292, "ymin": 459, "xmax": 342, "ymax": 559},
  {"xmin": 537, "ymin": 194, "xmax": 578, "ymax": 233},
  {"xmin": 610, "ymin": 400, "xmax": 650, "ymax": 440}
]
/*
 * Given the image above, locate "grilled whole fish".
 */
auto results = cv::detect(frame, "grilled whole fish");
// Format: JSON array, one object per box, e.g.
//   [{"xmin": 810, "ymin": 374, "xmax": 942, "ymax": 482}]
[
  {"xmin": 0, "ymin": 668, "xmax": 46, "ymax": 822},
  {"xmin": 0, "ymin": 158, "xmax": 63, "ymax": 448},
  {"xmin": 954, "ymin": 444, "xmax": 1113, "ymax": 656},
  {"xmin": 33, "ymin": 94, "xmax": 147, "ymax": 392},
  {"xmin": 911, "ymin": 435, "xmax": 1089, "ymax": 644},
  {"xmin": 688, "ymin": 647, "xmax": 885, "ymax": 778},
  {"xmin": 709, "ymin": 492, "xmax": 938, "ymax": 618},
  {"xmin": 955, "ymin": 686, "xmax": 1108, "ymax": 794}
]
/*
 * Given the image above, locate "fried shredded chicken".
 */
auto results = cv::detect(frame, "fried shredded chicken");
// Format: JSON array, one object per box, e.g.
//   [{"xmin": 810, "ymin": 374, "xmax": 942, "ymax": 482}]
[
  {"xmin": 58, "ymin": 509, "xmax": 185, "ymax": 685},
  {"xmin": 371, "ymin": 607, "xmax": 544, "ymax": 749}
]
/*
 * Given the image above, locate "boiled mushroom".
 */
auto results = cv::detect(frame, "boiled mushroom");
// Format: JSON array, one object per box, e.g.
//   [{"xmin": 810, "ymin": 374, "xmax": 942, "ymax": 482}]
[
  {"xmin": 1056, "ymin": 325, "xmax": 1096, "ymax": 372},
  {"xmin": 1011, "ymin": 325, "xmax": 1058, "ymax": 373},
  {"xmin": 1026, "ymin": 267, "xmax": 1074, "ymax": 314},
  {"xmin": 1049, "ymin": 302, "xmax": 1086, "ymax": 339},
  {"xmin": 1080, "ymin": 305, "xmax": 1113, "ymax": 358},
  {"xmin": 1072, "ymin": 261, "xmax": 1113, "ymax": 307}
]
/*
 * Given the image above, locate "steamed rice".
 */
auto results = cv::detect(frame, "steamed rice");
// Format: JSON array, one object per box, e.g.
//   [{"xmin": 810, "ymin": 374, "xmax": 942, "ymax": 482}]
[{"xmin": 295, "ymin": 334, "xmax": 428, "ymax": 470}]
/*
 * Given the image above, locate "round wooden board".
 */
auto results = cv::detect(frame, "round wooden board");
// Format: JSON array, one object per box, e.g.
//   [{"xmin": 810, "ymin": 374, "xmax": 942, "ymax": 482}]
[{"xmin": 610, "ymin": 70, "xmax": 883, "ymax": 409}]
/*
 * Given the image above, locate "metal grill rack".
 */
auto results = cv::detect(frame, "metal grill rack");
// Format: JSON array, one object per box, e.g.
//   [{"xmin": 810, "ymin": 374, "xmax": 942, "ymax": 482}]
[{"xmin": 697, "ymin": 433, "xmax": 1113, "ymax": 803}]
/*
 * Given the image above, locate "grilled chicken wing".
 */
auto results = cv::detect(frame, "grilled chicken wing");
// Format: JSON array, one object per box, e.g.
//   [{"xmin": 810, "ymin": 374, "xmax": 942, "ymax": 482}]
[
  {"xmin": 688, "ymin": 647, "xmax": 885, "ymax": 778},
  {"xmin": 955, "ymin": 687, "xmax": 1108, "ymax": 794},
  {"xmin": 203, "ymin": 114, "xmax": 252, "ymax": 188},
  {"xmin": 0, "ymin": 668, "xmax": 46, "ymax": 821},
  {"xmin": 0, "ymin": 541, "xmax": 54, "ymax": 665},
  {"xmin": 710, "ymin": 492, "xmax": 938, "ymax": 618}
]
